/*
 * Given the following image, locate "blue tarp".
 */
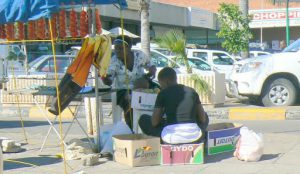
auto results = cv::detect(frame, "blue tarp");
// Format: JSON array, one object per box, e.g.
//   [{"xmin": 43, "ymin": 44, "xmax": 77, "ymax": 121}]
[{"xmin": 0, "ymin": 0, "xmax": 127, "ymax": 24}]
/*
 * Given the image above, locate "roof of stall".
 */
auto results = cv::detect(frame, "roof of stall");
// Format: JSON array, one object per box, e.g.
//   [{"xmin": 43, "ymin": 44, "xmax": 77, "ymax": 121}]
[{"xmin": 0, "ymin": 0, "xmax": 127, "ymax": 24}]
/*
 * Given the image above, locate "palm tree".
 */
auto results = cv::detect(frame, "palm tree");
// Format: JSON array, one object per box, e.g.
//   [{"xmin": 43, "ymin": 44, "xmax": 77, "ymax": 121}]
[
  {"xmin": 155, "ymin": 30, "xmax": 191, "ymax": 73},
  {"xmin": 155, "ymin": 30, "xmax": 211, "ymax": 95},
  {"xmin": 239, "ymin": 0, "xmax": 249, "ymax": 58},
  {"xmin": 139, "ymin": 0, "xmax": 151, "ymax": 61}
]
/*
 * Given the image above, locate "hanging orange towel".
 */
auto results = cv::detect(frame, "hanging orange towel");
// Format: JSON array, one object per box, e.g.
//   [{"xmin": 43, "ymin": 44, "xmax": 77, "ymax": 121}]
[
  {"xmin": 68, "ymin": 38, "xmax": 96, "ymax": 87},
  {"xmin": 67, "ymin": 38, "xmax": 90, "ymax": 74},
  {"xmin": 66, "ymin": 35, "xmax": 112, "ymax": 87},
  {"xmin": 71, "ymin": 46, "xmax": 95, "ymax": 87}
]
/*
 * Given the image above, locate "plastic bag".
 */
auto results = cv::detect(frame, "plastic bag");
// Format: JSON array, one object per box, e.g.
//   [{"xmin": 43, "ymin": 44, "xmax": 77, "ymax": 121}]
[
  {"xmin": 100, "ymin": 121, "xmax": 132, "ymax": 154},
  {"xmin": 234, "ymin": 127, "xmax": 264, "ymax": 162},
  {"xmin": 0, "ymin": 146, "xmax": 3, "ymax": 174}
]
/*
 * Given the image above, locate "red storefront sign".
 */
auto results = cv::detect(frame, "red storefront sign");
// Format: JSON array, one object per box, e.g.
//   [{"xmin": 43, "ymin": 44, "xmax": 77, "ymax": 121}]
[{"xmin": 252, "ymin": 9, "xmax": 300, "ymax": 21}]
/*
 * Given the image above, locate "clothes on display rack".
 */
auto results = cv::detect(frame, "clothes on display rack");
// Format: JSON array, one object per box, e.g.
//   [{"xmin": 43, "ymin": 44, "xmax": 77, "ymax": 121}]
[{"xmin": 49, "ymin": 35, "xmax": 112, "ymax": 115}]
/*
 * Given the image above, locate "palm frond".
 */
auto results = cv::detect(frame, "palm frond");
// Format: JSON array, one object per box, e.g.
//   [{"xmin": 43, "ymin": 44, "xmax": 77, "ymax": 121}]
[
  {"xmin": 190, "ymin": 74, "xmax": 211, "ymax": 96},
  {"xmin": 155, "ymin": 29, "xmax": 191, "ymax": 72},
  {"xmin": 155, "ymin": 29, "xmax": 186, "ymax": 56}
]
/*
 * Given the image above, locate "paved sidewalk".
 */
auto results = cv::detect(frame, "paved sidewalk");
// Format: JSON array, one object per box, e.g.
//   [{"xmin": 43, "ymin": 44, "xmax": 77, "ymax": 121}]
[{"xmin": 1, "ymin": 116, "xmax": 300, "ymax": 174}]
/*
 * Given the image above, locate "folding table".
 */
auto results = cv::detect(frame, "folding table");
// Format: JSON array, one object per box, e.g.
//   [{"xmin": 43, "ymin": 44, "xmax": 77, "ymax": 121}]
[{"xmin": 8, "ymin": 86, "xmax": 117, "ymax": 151}]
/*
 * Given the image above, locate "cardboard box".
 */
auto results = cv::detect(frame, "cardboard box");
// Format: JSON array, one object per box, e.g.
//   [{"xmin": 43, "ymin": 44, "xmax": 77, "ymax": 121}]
[
  {"xmin": 113, "ymin": 134, "xmax": 161, "ymax": 167},
  {"xmin": 131, "ymin": 91, "xmax": 157, "ymax": 110},
  {"xmin": 161, "ymin": 143, "xmax": 204, "ymax": 165},
  {"xmin": 206, "ymin": 123, "xmax": 242, "ymax": 155}
]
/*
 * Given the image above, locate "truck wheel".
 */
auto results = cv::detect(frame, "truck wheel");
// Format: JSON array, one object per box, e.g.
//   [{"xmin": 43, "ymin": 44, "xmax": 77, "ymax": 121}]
[{"xmin": 262, "ymin": 78, "xmax": 297, "ymax": 106}]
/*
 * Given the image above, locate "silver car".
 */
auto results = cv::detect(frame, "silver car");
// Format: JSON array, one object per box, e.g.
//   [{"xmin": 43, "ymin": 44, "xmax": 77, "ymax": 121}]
[{"xmin": 28, "ymin": 55, "xmax": 75, "ymax": 74}]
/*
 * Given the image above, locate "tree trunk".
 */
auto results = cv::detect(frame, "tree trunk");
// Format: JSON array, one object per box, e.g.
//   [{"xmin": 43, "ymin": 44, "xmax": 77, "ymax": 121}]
[
  {"xmin": 239, "ymin": 0, "xmax": 249, "ymax": 58},
  {"xmin": 140, "ymin": 0, "xmax": 151, "ymax": 62}
]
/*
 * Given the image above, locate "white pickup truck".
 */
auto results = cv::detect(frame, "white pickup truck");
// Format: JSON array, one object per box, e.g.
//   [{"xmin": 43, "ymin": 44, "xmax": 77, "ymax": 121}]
[
  {"xmin": 227, "ymin": 39, "xmax": 300, "ymax": 106},
  {"xmin": 186, "ymin": 49, "xmax": 235, "ymax": 79}
]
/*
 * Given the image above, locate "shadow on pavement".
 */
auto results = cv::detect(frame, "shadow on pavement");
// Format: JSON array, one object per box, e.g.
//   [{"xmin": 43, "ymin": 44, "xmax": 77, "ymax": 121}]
[
  {"xmin": 273, "ymin": 130, "xmax": 300, "ymax": 134},
  {"xmin": 204, "ymin": 151, "xmax": 233, "ymax": 163},
  {"xmin": 0, "ymin": 120, "xmax": 68, "ymax": 129},
  {"xmin": 259, "ymin": 153, "xmax": 280, "ymax": 161},
  {"xmin": 4, "ymin": 156, "xmax": 62, "ymax": 170}
]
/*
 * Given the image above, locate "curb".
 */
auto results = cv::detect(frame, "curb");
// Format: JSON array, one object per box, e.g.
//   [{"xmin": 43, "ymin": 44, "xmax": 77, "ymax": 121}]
[
  {"xmin": 1, "ymin": 105, "xmax": 300, "ymax": 120},
  {"xmin": 206, "ymin": 107, "xmax": 300, "ymax": 120},
  {"xmin": 228, "ymin": 108, "xmax": 286, "ymax": 120}
]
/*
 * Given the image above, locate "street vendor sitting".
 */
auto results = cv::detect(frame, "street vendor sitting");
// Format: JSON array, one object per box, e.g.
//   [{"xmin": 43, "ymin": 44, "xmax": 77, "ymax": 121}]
[
  {"xmin": 138, "ymin": 67, "xmax": 209, "ymax": 143},
  {"xmin": 102, "ymin": 35, "xmax": 156, "ymax": 130}
]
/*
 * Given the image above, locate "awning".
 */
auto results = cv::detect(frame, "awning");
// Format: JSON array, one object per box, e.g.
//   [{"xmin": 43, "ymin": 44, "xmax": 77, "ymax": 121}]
[{"xmin": 0, "ymin": 0, "xmax": 127, "ymax": 24}]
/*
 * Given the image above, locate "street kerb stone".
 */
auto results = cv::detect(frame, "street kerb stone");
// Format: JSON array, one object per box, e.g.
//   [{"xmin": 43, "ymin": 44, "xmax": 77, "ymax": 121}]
[{"xmin": 229, "ymin": 108, "xmax": 286, "ymax": 120}]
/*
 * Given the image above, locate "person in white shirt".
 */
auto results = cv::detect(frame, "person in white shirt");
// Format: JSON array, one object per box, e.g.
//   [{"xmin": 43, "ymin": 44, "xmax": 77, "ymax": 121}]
[{"xmin": 102, "ymin": 35, "xmax": 156, "ymax": 129}]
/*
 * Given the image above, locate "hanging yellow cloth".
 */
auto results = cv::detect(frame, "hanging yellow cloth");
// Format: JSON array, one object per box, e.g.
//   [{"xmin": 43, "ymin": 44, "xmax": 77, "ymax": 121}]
[{"xmin": 93, "ymin": 35, "xmax": 112, "ymax": 77}]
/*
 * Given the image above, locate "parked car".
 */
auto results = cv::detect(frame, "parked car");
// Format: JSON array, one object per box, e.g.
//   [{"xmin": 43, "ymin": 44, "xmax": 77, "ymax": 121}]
[
  {"xmin": 67, "ymin": 46, "xmax": 213, "ymax": 78},
  {"xmin": 186, "ymin": 49, "xmax": 235, "ymax": 79},
  {"xmin": 172, "ymin": 56, "xmax": 213, "ymax": 71},
  {"xmin": 227, "ymin": 38, "xmax": 300, "ymax": 106},
  {"xmin": 28, "ymin": 55, "xmax": 75, "ymax": 75},
  {"xmin": 132, "ymin": 48, "xmax": 213, "ymax": 78}
]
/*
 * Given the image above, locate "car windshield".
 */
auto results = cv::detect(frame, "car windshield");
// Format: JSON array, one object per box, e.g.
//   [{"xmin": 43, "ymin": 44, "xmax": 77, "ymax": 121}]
[
  {"xmin": 188, "ymin": 59, "xmax": 211, "ymax": 71},
  {"xmin": 283, "ymin": 38, "xmax": 300, "ymax": 52},
  {"xmin": 212, "ymin": 53, "xmax": 234, "ymax": 65},
  {"xmin": 154, "ymin": 49, "xmax": 176, "ymax": 56},
  {"xmin": 150, "ymin": 51, "xmax": 179, "ymax": 68},
  {"xmin": 192, "ymin": 52, "xmax": 208, "ymax": 61},
  {"xmin": 174, "ymin": 57, "xmax": 195, "ymax": 67},
  {"xmin": 28, "ymin": 56, "xmax": 47, "ymax": 68},
  {"xmin": 36, "ymin": 57, "xmax": 73, "ymax": 73}
]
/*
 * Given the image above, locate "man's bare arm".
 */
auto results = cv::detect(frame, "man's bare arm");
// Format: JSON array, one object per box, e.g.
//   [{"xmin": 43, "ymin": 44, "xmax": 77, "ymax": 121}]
[
  {"xmin": 151, "ymin": 108, "xmax": 163, "ymax": 127},
  {"xmin": 196, "ymin": 104, "xmax": 207, "ymax": 125}
]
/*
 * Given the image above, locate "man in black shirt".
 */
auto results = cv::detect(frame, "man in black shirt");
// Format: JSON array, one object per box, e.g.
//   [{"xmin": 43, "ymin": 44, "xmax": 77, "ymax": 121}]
[{"xmin": 138, "ymin": 67, "xmax": 208, "ymax": 138}]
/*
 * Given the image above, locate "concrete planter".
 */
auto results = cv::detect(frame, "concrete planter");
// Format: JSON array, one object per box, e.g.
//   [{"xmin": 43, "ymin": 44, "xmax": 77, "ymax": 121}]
[
  {"xmin": 1, "ymin": 74, "xmax": 59, "ymax": 104},
  {"xmin": 177, "ymin": 72, "xmax": 225, "ymax": 107}
]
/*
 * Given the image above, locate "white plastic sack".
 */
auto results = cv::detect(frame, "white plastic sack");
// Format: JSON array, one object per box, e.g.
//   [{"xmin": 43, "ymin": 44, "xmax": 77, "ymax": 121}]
[
  {"xmin": 234, "ymin": 127, "xmax": 264, "ymax": 162},
  {"xmin": 99, "ymin": 124, "xmax": 115, "ymax": 152},
  {"xmin": 0, "ymin": 146, "xmax": 3, "ymax": 174},
  {"xmin": 161, "ymin": 123, "xmax": 202, "ymax": 144},
  {"xmin": 100, "ymin": 121, "xmax": 132, "ymax": 154}
]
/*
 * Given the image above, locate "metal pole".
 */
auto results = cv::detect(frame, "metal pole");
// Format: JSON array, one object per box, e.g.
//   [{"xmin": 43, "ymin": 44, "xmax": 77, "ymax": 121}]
[
  {"xmin": 23, "ymin": 44, "xmax": 29, "ymax": 75},
  {"xmin": 286, "ymin": 0, "xmax": 290, "ymax": 46},
  {"xmin": 260, "ymin": 0, "xmax": 263, "ymax": 47},
  {"xmin": 89, "ymin": 5, "xmax": 101, "ymax": 152}
]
